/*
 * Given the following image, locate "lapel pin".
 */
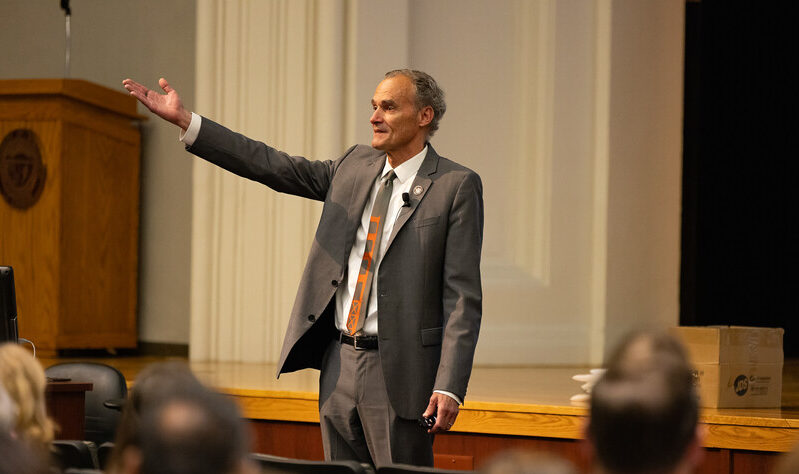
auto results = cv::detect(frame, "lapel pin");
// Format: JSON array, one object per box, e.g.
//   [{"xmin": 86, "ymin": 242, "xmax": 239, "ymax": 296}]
[{"xmin": 413, "ymin": 185, "xmax": 423, "ymax": 196}]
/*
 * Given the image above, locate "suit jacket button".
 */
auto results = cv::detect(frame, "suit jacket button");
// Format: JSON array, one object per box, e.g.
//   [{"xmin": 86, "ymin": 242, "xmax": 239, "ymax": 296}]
[
  {"xmin": 307, "ymin": 314, "xmax": 316, "ymax": 322},
  {"xmin": 331, "ymin": 280, "xmax": 339, "ymax": 287}
]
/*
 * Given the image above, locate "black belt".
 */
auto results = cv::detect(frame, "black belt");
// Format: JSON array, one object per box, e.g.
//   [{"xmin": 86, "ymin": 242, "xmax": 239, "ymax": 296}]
[{"xmin": 338, "ymin": 331, "xmax": 378, "ymax": 350}]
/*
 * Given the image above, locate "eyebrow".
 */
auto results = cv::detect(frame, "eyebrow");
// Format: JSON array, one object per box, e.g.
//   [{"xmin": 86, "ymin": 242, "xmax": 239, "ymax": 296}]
[{"xmin": 372, "ymin": 99, "xmax": 398, "ymax": 108}]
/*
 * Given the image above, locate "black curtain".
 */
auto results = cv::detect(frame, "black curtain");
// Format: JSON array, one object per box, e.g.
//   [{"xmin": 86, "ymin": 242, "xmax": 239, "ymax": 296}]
[{"xmin": 681, "ymin": 3, "xmax": 797, "ymax": 356}]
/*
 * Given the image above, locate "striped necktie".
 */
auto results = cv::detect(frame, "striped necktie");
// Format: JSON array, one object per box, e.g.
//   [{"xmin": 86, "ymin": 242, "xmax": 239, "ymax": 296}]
[{"xmin": 346, "ymin": 169, "xmax": 396, "ymax": 335}]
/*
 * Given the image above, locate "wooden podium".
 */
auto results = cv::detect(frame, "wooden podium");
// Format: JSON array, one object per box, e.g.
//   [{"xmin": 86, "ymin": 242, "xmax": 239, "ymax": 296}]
[{"xmin": 0, "ymin": 79, "xmax": 144, "ymax": 355}]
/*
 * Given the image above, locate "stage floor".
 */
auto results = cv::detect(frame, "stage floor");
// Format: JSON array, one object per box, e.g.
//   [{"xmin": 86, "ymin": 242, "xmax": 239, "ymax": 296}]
[{"xmin": 41, "ymin": 356, "xmax": 799, "ymax": 453}]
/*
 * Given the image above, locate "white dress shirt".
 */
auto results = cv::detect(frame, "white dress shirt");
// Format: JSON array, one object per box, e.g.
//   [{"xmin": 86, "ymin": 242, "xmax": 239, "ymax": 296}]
[{"xmin": 335, "ymin": 147, "xmax": 426, "ymax": 337}]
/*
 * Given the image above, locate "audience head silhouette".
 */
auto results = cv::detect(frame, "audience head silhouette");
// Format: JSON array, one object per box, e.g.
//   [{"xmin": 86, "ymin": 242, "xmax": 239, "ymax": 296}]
[
  {"xmin": 139, "ymin": 391, "xmax": 250, "ymax": 474},
  {"xmin": 773, "ymin": 441, "xmax": 799, "ymax": 474},
  {"xmin": 0, "ymin": 343, "xmax": 54, "ymax": 452},
  {"xmin": 108, "ymin": 361, "xmax": 255, "ymax": 474},
  {"xmin": 110, "ymin": 360, "xmax": 207, "ymax": 465},
  {"xmin": 481, "ymin": 449, "xmax": 579, "ymax": 474},
  {"xmin": 0, "ymin": 431, "xmax": 50, "ymax": 474},
  {"xmin": 587, "ymin": 330, "xmax": 702, "ymax": 474},
  {"xmin": 0, "ymin": 385, "xmax": 15, "ymax": 435}
]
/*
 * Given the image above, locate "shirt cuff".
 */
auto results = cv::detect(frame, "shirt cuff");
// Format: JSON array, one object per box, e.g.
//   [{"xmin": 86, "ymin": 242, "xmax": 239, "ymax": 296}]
[
  {"xmin": 179, "ymin": 112, "xmax": 201, "ymax": 145},
  {"xmin": 434, "ymin": 390, "xmax": 462, "ymax": 406}
]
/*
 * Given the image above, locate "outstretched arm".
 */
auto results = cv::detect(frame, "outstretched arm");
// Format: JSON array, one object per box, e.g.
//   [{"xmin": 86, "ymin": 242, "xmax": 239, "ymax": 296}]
[{"xmin": 122, "ymin": 77, "xmax": 192, "ymax": 130}]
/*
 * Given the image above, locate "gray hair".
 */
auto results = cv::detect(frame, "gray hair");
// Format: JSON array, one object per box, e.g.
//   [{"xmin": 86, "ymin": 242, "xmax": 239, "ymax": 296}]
[{"xmin": 385, "ymin": 69, "xmax": 446, "ymax": 137}]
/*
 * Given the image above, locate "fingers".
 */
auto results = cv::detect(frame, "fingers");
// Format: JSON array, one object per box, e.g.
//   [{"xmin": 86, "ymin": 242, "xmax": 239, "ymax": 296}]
[
  {"xmin": 122, "ymin": 78, "xmax": 148, "ymax": 102},
  {"xmin": 159, "ymin": 77, "xmax": 173, "ymax": 94},
  {"xmin": 422, "ymin": 397, "xmax": 437, "ymax": 418},
  {"xmin": 122, "ymin": 78, "xmax": 142, "ymax": 89},
  {"xmin": 431, "ymin": 401, "xmax": 458, "ymax": 433},
  {"xmin": 424, "ymin": 393, "xmax": 459, "ymax": 434}
]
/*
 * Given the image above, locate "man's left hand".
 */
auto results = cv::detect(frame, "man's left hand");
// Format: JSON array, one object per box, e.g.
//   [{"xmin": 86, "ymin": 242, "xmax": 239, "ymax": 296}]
[{"xmin": 422, "ymin": 392, "xmax": 459, "ymax": 433}]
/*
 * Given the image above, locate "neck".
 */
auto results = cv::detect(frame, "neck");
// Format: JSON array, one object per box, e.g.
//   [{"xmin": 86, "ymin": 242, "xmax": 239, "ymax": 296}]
[{"xmin": 387, "ymin": 141, "xmax": 427, "ymax": 168}]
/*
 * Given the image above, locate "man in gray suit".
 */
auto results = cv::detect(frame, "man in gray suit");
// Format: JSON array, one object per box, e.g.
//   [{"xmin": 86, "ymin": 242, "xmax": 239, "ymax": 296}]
[{"xmin": 123, "ymin": 69, "xmax": 483, "ymax": 467}]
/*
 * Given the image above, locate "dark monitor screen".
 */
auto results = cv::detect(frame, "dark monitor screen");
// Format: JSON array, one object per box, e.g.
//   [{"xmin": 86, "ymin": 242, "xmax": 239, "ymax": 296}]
[{"xmin": 0, "ymin": 266, "xmax": 18, "ymax": 343}]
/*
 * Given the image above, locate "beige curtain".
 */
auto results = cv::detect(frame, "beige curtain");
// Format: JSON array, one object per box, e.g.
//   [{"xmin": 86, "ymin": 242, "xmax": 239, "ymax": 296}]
[{"xmin": 190, "ymin": 0, "xmax": 351, "ymax": 362}]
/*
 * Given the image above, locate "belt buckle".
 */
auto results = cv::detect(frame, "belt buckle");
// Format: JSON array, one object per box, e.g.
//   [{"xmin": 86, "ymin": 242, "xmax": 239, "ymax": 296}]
[{"xmin": 352, "ymin": 334, "xmax": 366, "ymax": 351}]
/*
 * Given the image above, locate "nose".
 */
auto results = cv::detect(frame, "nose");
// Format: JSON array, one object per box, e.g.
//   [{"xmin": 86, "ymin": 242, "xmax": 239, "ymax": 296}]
[{"xmin": 370, "ymin": 108, "xmax": 382, "ymax": 125}]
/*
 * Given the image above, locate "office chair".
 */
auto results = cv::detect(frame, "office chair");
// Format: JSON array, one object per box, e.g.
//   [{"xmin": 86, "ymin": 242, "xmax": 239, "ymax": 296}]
[
  {"xmin": 45, "ymin": 362, "xmax": 127, "ymax": 445},
  {"xmin": 250, "ymin": 453, "xmax": 373, "ymax": 474},
  {"xmin": 377, "ymin": 464, "xmax": 470, "ymax": 474},
  {"xmin": 51, "ymin": 439, "xmax": 98, "ymax": 470}
]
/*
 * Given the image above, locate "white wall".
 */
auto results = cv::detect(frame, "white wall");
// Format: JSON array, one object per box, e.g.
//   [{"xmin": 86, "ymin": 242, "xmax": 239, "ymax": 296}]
[
  {"xmin": 0, "ymin": 0, "xmax": 196, "ymax": 344},
  {"xmin": 603, "ymin": 0, "xmax": 685, "ymax": 353}
]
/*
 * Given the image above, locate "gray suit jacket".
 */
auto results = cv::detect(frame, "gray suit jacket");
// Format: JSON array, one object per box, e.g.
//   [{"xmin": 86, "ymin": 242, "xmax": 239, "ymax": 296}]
[{"xmin": 187, "ymin": 117, "xmax": 483, "ymax": 419}]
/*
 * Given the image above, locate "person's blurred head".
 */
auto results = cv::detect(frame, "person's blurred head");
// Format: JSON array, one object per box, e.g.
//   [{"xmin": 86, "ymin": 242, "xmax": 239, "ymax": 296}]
[
  {"xmin": 603, "ymin": 330, "xmax": 692, "ymax": 377},
  {"xmin": 586, "ymin": 330, "xmax": 702, "ymax": 474},
  {"xmin": 481, "ymin": 449, "xmax": 579, "ymax": 474},
  {"xmin": 0, "ymin": 343, "xmax": 54, "ymax": 450},
  {"xmin": 107, "ymin": 361, "xmax": 207, "ymax": 474},
  {"xmin": 0, "ymin": 432, "xmax": 50, "ymax": 474},
  {"xmin": 0, "ymin": 385, "xmax": 15, "ymax": 435},
  {"xmin": 138, "ymin": 391, "xmax": 251, "ymax": 474},
  {"xmin": 108, "ymin": 361, "xmax": 254, "ymax": 474},
  {"xmin": 773, "ymin": 442, "xmax": 799, "ymax": 474}
]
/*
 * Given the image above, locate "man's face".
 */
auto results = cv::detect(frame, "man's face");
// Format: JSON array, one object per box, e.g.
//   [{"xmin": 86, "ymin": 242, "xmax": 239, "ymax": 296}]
[{"xmin": 370, "ymin": 75, "xmax": 426, "ymax": 154}]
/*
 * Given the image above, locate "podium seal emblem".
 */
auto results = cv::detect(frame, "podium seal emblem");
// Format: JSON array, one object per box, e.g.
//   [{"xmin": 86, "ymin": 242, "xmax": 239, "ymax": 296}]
[{"xmin": 0, "ymin": 129, "xmax": 47, "ymax": 210}]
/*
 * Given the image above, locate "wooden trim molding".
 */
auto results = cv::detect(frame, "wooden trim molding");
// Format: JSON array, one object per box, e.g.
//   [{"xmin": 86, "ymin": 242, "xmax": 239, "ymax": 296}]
[{"xmin": 222, "ymin": 387, "xmax": 799, "ymax": 453}]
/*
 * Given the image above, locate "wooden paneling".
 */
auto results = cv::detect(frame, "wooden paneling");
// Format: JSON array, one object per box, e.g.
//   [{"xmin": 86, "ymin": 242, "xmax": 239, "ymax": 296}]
[
  {"xmin": 45, "ymin": 382, "xmax": 92, "ymax": 440},
  {"xmin": 454, "ymin": 402, "xmax": 585, "ymax": 439},
  {"xmin": 59, "ymin": 122, "xmax": 138, "ymax": 345},
  {"xmin": 696, "ymin": 448, "xmax": 731, "ymax": 474},
  {"xmin": 730, "ymin": 450, "xmax": 780, "ymax": 474},
  {"xmin": 0, "ymin": 79, "xmax": 141, "ymax": 119},
  {"xmin": 249, "ymin": 420, "xmax": 325, "ymax": 461},
  {"xmin": 245, "ymin": 421, "xmax": 782, "ymax": 474},
  {"xmin": 0, "ymin": 120, "xmax": 63, "ymax": 350},
  {"xmin": 0, "ymin": 96, "xmax": 142, "ymax": 144},
  {"xmin": 704, "ymin": 422, "xmax": 799, "ymax": 453},
  {"xmin": 433, "ymin": 432, "xmax": 589, "ymax": 472},
  {"xmin": 434, "ymin": 454, "xmax": 474, "ymax": 471},
  {"xmin": 0, "ymin": 79, "xmax": 142, "ymax": 352}
]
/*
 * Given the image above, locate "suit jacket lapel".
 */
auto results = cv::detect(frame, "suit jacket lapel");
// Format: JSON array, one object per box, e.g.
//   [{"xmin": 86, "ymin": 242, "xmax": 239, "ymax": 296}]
[
  {"xmin": 385, "ymin": 145, "xmax": 440, "ymax": 250},
  {"xmin": 344, "ymin": 153, "xmax": 386, "ymax": 254}
]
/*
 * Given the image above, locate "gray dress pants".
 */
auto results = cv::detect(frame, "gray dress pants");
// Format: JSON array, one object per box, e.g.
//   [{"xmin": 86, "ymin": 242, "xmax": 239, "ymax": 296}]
[{"xmin": 318, "ymin": 338, "xmax": 434, "ymax": 467}]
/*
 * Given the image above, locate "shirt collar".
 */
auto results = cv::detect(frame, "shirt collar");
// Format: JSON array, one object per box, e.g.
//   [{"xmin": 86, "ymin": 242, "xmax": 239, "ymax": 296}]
[{"xmin": 381, "ymin": 145, "xmax": 428, "ymax": 185}]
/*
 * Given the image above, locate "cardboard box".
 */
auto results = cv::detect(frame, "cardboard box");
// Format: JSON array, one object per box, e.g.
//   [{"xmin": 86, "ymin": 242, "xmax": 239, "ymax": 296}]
[{"xmin": 670, "ymin": 326, "xmax": 784, "ymax": 408}]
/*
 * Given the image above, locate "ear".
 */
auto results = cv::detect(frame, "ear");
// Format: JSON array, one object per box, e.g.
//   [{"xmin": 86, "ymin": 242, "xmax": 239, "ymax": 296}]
[{"xmin": 417, "ymin": 105, "xmax": 434, "ymax": 128}]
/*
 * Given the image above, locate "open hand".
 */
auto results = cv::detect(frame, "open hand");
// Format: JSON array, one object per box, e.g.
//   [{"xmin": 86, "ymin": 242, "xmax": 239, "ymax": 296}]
[{"xmin": 122, "ymin": 77, "xmax": 192, "ymax": 130}]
